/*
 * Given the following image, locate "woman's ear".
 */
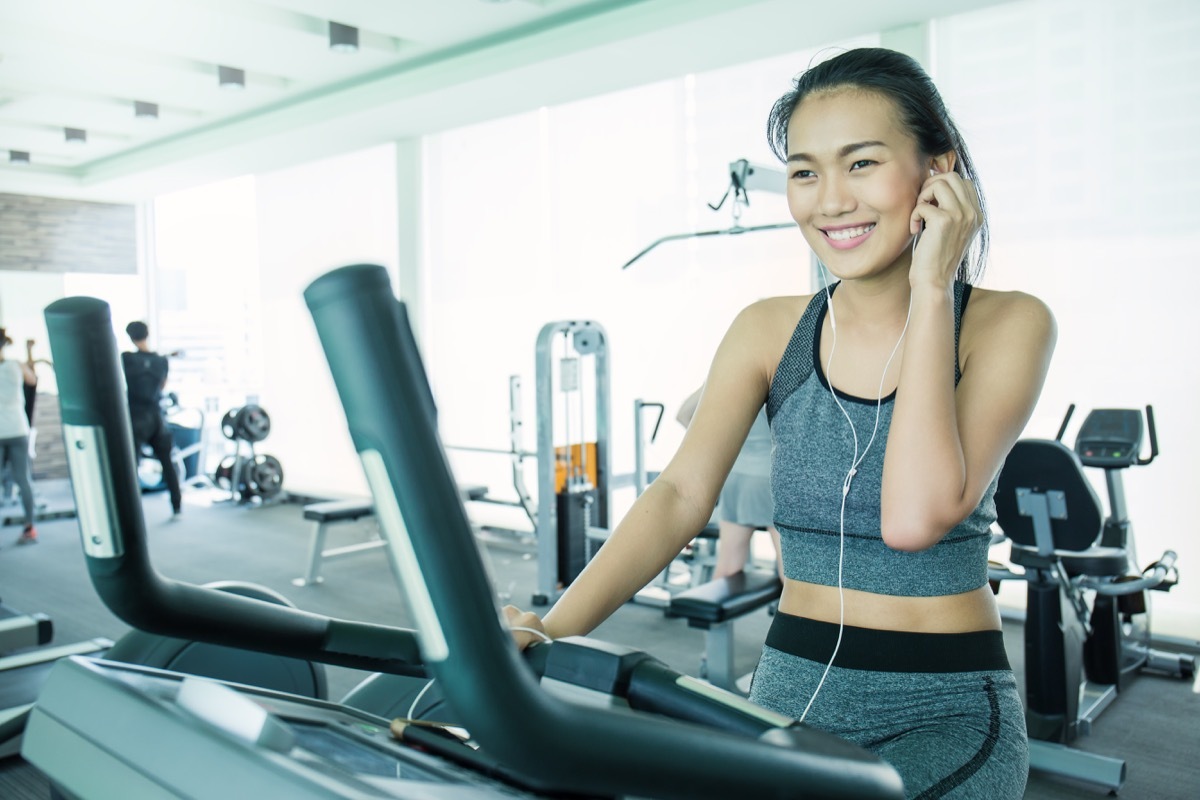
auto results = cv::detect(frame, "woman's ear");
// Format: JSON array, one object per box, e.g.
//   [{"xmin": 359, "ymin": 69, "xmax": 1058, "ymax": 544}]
[{"xmin": 929, "ymin": 151, "xmax": 958, "ymax": 176}]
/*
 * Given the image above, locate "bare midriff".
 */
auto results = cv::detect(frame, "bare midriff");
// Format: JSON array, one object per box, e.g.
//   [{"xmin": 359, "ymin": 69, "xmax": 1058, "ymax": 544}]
[{"xmin": 778, "ymin": 580, "xmax": 1002, "ymax": 634}]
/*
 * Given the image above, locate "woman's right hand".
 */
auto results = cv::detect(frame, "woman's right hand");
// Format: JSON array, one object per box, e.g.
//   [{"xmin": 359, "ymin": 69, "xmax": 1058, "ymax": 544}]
[{"xmin": 502, "ymin": 605, "xmax": 550, "ymax": 650}]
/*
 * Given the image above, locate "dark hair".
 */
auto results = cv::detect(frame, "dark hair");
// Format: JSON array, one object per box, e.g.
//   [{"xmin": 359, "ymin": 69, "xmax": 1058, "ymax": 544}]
[
  {"xmin": 126, "ymin": 321, "xmax": 149, "ymax": 342},
  {"xmin": 767, "ymin": 47, "xmax": 988, "ymax": 284},
  {"xmin": 0, "ymin": 327, "xmax": 11, "ymax": 347}
]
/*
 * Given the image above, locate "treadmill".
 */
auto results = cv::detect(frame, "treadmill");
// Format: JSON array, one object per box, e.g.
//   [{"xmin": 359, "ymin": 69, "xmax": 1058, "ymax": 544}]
[
  {"xmin": 25, "ymin": 268, "xmax": 903, "ymax": 799},
  {"xmin": 1, "ymin": 602, "xmax": 109, "ymax": 759}
]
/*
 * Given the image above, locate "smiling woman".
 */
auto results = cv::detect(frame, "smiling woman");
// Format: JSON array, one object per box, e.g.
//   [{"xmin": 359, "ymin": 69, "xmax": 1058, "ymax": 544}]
[
  {"xmin": 740, "ymin": 50, "xmax": 1054, "ymax": 800},
  {"xmin": 768, "ymin": 49, "xmax": 989, "ymax": 286},
  {"xmin": 502, "ymin": 46, "xmax": 1055, "ymax": 800}
]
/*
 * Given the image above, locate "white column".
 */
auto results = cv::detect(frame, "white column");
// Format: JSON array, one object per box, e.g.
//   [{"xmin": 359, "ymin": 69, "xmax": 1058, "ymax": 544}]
[{"xmin": 393, "ymin": 138, "xmax": 425, "ymax": 345}]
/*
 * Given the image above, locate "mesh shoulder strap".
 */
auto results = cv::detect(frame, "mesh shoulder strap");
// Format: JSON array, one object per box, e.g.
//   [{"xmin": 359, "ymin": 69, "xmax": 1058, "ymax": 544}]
[{"xmin": 767, "ymin": 290, "xmax": 828, "ymax": 421}]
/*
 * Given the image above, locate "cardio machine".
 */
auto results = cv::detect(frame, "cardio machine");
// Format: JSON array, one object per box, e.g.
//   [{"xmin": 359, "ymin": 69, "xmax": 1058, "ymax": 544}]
[
  {"xmin": 0, "ymin": 600, "xmax": 110, "ymax": 759},
  {"xmin": 990, "ymin": 404, "xmax": 1196, "ymax": 792},
  {"xmin": 25, "ymin": 271, "xmax": 906, "ymax": 800}
]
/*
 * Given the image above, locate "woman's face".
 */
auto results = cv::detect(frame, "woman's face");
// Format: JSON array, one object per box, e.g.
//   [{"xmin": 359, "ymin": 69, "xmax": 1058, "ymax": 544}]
[{"xmin": 785, "ymin": 89, "xmax": 928, "ymax": 281}]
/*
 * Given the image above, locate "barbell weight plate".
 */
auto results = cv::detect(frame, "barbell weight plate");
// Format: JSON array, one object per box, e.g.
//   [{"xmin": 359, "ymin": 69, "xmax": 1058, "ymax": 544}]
[
  {"xmin": 235, "ymin": 405, "xmax": 272, "ymax": 443},
  {"xmin": 238, "ymin": 454, "xmax": 283, "ymax": 499},
  {"xmin": 213, "ymin": 456, "xmax": 238, "ymax": 490},
  {"xmin": 220, "ymin": 408, "xmax": 241, "ymax": 440}
]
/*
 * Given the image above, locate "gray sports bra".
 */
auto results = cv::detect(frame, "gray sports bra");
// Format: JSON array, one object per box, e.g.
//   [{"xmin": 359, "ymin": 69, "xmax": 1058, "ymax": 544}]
[{"xmin": 766, "ymin": 283, "xmax": 997, "ymax": 597}]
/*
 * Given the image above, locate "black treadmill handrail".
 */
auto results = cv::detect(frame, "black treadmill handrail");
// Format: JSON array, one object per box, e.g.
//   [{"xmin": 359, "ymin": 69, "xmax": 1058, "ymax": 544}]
[
  {"xmin": 44, "ymin": 297, "xmax": 424, "ymax": 676},
  {"xmin": 1140, "ymin": 405, "xmax": 1158, "ymax": 465},
  {"xmin": 1055, "ymin": 403, "xmax": 1076, "ymax": 443},
  {"xmin": 305, "ymin": 263, "xmax": 904, "ymax": 800}
]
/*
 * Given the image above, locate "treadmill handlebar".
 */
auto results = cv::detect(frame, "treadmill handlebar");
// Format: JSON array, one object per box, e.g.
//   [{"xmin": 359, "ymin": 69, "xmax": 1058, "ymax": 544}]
[
  {"xmin": 43, "ymin": 296, "xmax": 424, "ymax": 676},
  {"xmin": 305, "ymin": 263, "xmax": 904, "ymax": 800}
]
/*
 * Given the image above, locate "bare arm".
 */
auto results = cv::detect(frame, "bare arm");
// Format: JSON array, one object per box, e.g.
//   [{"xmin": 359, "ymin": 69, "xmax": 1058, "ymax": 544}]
[
  {"xmin": 675, "ymin": 386, "xmax": 703, "ymax": 428},
  {"xmin": 527, "ymin": 304, "xmax": 776, "ymax": 641},
  {"xmin": 21, "ymin": 339, "xmax": 39, "ymax": 385},
  {"xmin": 876, "ymin": 167, "xmax": 1056, "ymax": 550}
]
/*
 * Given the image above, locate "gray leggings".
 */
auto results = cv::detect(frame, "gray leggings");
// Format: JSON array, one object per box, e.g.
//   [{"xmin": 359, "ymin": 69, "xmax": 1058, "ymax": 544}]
[
  {"xmin": 749, "ymin": 614, "xmax": 1028, "ymax": 800},
  {"xmin": 1, "ymin": 435, "xmax": 35, "ymax": 527}
]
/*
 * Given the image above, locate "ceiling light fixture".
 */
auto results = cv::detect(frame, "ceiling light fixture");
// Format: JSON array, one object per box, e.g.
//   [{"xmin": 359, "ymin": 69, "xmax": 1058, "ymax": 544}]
[
  {"xmin": 218, "ymin": 65, "xmax": 246, "ymax": 90},
  {"xmin": 65, "ymin": 127, "xmax": 87, "ymax": 145},
  {"xmin": 134, "ymin": 100, "xmax": 159, "ymax": 119},
  {"xmin": 9, "ymin": 150, "xmax": 30, "ymax": 164},
  {"xmin": 329, "ymin": 22, "xmax": 359, "ymax": 53}
]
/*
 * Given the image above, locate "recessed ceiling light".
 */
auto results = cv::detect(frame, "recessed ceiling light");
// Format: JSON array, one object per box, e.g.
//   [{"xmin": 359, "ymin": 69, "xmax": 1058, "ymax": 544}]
[
  {"xmin": 218, "ymin": 65, "xmax": 246, "ymax": 91},
  {"xmin": 134, "ymin": 100, "xmax": 159, "ymax": 119},
  {"xmin": 9, "ymin": 150, "xmax": 30, "ymax": 164},
  {"xmin": 65, "ymin": 127, "xmax": 87, "ymax": 145},
  {"xmin": 329, "ymin": 22, "xmax": 359, "ymax": 53}
]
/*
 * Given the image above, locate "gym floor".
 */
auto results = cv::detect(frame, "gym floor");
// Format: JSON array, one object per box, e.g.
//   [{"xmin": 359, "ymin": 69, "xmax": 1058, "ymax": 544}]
[{"xmin": 1, "ymin": 487, "xmax": 1197, "ymax": 799}]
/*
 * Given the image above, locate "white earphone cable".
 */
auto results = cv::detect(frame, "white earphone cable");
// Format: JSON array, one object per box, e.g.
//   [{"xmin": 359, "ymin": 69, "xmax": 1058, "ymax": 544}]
[{"xmin": 799, "ymin": 242, "xmax": 914, "ymax": 723}]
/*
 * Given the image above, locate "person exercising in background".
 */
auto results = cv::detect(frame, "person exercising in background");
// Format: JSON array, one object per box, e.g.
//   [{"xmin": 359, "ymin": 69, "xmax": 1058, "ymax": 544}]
[
  {"xmin": 0, "ymin": 328, "xmax": 39, "ymax": 544},
  {"xmin": 678, "ymin": 386, "xmax": 782, "ymax": 578},
  {"xmin": 122, "ymin": 321, "xmax": 182, "ymax": 517}
]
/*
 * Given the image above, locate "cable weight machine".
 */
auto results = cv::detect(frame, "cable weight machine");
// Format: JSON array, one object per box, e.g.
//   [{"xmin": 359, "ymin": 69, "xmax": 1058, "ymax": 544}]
[{"xmin": 532, "ymin": 321, "xmax": 612, "ymax": 606}]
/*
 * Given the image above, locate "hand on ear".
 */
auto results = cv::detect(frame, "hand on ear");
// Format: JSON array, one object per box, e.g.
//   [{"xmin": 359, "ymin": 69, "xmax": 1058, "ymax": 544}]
[
  {"xmin": 909, "ymin": 151, "xmax": 981, "ymax": 285},
  {"xmin": 911, "ymin": 154, "xmax": 963, "ymax": 234}
]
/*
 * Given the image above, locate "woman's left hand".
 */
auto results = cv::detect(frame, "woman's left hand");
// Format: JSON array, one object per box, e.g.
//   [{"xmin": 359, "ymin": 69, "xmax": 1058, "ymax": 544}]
[{"xmin": 908, "ymin": 171, "xmax": 982, "ymax": 291}]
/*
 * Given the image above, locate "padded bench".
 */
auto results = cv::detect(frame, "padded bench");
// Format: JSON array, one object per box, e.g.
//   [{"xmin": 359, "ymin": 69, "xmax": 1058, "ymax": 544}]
[
  {"xmin": 293, "ymin": 484, "xmax": 488, "ymax": 587},
  {"xmin": 666, "ymin": 569, "xmax": 782, "ymax": 692}
]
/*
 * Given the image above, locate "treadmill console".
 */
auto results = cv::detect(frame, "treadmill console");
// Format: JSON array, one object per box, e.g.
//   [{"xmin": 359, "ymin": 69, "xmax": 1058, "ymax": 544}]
[
  {"xmin": 23, "ymin": 657, "xmax": 538, "ymax": 799},
  {"xmin": 1075, "ymin": 409, "xmax": 1143, "ymax": 469}
]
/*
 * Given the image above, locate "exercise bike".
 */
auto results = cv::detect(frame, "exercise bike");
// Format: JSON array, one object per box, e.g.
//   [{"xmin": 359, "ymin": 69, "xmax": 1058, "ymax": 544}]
[{"xmin": 989, "ymin": 404, "xmax": 1195, "ymax": 792}]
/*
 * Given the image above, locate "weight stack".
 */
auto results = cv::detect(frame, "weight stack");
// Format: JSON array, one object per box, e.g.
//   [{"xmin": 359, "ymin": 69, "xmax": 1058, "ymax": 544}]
[{"xmin": 556, "ymin": 489, "xmax": 595, "ymax": 586}]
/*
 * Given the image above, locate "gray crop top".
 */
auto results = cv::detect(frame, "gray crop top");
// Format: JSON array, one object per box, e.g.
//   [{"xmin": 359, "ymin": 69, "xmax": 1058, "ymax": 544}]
[{"xmin": 766, "ymin": 282, "xmax": 998, "ymax": 597}]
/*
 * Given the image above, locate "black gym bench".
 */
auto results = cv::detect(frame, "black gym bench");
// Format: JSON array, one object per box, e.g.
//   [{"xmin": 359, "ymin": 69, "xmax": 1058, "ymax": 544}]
[
  {"xmin": 293, "ymin": 484, "xmax": 489, "ymax": 587},
  {"xmin": 666, "ymin": 568, "xmax": 782, "ymax": 692}
]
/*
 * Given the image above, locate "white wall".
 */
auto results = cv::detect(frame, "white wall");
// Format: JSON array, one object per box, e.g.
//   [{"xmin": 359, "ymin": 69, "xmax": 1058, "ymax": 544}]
[
  {"xmin": 0, "ymin": 259, "xmax": 144, "ymax": 396},
  {"xmin": 254, "ymin": 144, "xmax": 400, "ymax": 498},
  {"xmin": 0, "ymin": 272, "xmax": 65, "ymax": 371},
  {"xmin": 936, "ymin": 0, "xmax": 1200, "ymax": 637},
  {"xmin": 152, "ymin": 177, "xmax": 262, "ymax": 411}
]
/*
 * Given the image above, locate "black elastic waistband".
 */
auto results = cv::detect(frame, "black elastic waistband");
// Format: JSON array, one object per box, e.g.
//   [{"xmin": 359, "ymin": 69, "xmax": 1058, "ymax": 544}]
[{"xmin": 765, "ymin": 613, "xmax": 1010, "ymax": 673}]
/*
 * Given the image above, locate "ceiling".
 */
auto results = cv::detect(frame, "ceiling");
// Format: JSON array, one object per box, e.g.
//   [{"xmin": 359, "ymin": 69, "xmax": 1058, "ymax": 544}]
[{"xmin": 0, "ymin": 0, "xmax": 1007, "ymax": 202}]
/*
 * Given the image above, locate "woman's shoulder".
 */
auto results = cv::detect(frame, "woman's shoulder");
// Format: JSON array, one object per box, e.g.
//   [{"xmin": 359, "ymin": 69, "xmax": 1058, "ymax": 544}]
[
  {"xmin": 727, "ymin": 295, "xmax": 819, "ymax": 381},
  {"xmin": 965, "ymin": 286, "xmax": 1055, "ymax": 328},
  {"xmin": 962, "ymin": 286, "xmax": 1057, "ymax": 355},
  {"xmin": 740, "ymin": 294, "xmax": 817, "ymax": 325},
  {"xmin": 725, "ymin": 295, "xmax": 813, "ymax": 344}
]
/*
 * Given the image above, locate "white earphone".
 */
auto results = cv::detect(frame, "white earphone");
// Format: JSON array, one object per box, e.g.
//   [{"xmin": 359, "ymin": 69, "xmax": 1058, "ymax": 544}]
[{"xmin": 799, "ymin": 242, "xmax": 915, "ymax": 723}]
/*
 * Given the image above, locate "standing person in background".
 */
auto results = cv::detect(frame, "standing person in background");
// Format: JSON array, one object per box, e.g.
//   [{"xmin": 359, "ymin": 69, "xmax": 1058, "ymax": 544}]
[
  {"xmin": 0, "ymin": 328, "xmax": 39, "ymax": 544},
  {"xmin": 122, "ymin": 321, "xmax": 182, "ymax": 518},
  {"xmin": 678, "ymin": 386, "xmax": 782, "ymax": 578}
]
